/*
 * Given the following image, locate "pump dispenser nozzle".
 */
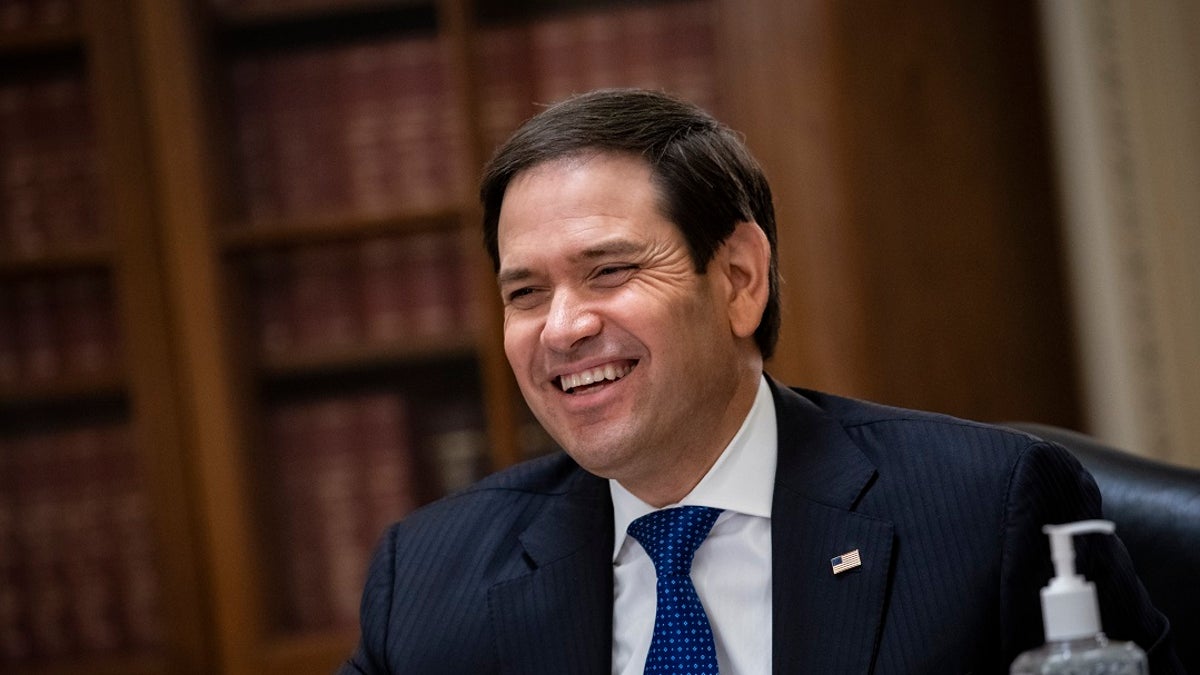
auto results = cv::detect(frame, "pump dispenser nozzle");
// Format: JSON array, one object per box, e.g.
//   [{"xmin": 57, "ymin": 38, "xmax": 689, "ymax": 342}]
[{"xmin": 1039, "ymin": 520, "xmax": 1115, "ymax": 641}]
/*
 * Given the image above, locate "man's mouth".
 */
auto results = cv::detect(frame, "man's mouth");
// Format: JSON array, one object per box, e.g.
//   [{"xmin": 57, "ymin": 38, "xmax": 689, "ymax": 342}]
[{"xmin": 556, "ymin": 361, "xmax": 636, "ymax": 394}]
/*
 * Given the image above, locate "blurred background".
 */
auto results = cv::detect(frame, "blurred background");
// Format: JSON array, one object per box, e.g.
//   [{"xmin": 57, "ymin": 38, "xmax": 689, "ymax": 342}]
[{"xmin": 0, "ymin": 0, "xmax": 1196, "ymax": 673}]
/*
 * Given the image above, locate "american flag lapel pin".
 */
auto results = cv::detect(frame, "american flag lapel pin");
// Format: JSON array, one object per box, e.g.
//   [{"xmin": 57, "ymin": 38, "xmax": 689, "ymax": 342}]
[{"xmin": 831, "ymin": 548, "xmax": 862, "ymax": 575}]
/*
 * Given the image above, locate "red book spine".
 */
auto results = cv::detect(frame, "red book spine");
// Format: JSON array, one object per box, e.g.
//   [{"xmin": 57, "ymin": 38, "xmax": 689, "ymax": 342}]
[
  {"xmin": 387, "ymin": 38, "xmax": 440, "ymax": 210},
  {"xmin": 0, "ymin": 436, "xmax": 31, "ymax": 663},
  {"xmin": 1, "ymin": 83, "xmax": 44, "ymax": 258},
  {"xmin": 56, "ymin": 271, "xmax": 119, "ymax": 377},
  {"xmin": 531, "ymin": 14, "xmax": 582, "ymax": 105},
  {"xmin": 62, "ymin": 425, "xmax": 121, "ymax": 654},
  {"xmin": 231, "ymin": 58, "xmax": 281, "ymax": 224},
  {"xmin": 268, "ymin": 48, "xmax": 338, "ymax": 221},
  {"xmin": 434, "ymin": 39, "xmax": 469, "ymax": 205},
  {"xmin": 0, "ymin": 287, "xmax": 21, "ymax": 385},
  {"xmin": 340, "ymin": 43, "xmax": 391, "ymax": 216},
  {"xmin": 66, "ymin": 78, "xmax": 102, "ymax": 245},
  {"xmin": 359, "ymin": 234, "xmax": 411, "ymax": 344},
  {"xmin": 664, "ymin": 0, "xmax": 720, "ymax": 113},
  {"xmin": 577, "ymin": 11, "xmax": 623, "ymax": 92},
  {"xmin": 37, "ymin": 76, "xmax": 97, "ymax": 248},
  {"xmin": 249, "ymin": 250, "xmax": 295, "ymax": 357},
  {"xmin": 447, "ymin": 230, "xmax": 481, "ymax": 331},
  {"xmin": 32, "ymin": 0, "xmax": 74, "ymax": 29},
  {"xmin": 306, "ymin": 47, "xmax": 351, "ymax": 218},
  {"xmin": 14, "ymin": 278, "xmax": 61, "ymax": 382},
  {"xmin": 428, "ymin": 399, "xmax": 486, "ymax": 495},
  {"xmin": 404, "ymin": 230, "xmax": 456, "ymax": 338},
  {"xmin": 269, "ymin": 401, "xmax": 330, "ymax": 630},
  {"xmin": 310, "ymin": 398, "xmax": 362, "ymax": 628},
  {"xmin": 356, "ymin": 392, "xmax": 416, "ymax": 542},
  {"xmin": 0, "ymin": 1, "xmax": 32, "ymax": 32},
  {"xmin": 618, "ymin": 4, "xmax": 666, "ymax": 91},
  {"xmin": 15, "ymin": 430, "xmax": 72, "ymax": 659},
  {"xmin": 476, "ymin": 23, "xmax": 536, "ymax": 149},
  {"xmin": 106, "ymin": 423, "xmax": 163, "ymax": 650},
  {"xmin": 290, "ymin": 243, "xmax": 362, "ymax": 352}
]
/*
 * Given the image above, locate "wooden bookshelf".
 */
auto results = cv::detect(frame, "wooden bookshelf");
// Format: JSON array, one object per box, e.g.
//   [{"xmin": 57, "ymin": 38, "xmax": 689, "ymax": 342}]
[{"xmin": 1, "ymin": 0, "xmax": 209, "ymax": 673}]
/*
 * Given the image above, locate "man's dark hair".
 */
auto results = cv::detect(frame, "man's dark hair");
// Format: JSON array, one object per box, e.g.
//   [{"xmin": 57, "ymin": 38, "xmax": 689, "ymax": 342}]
[{"xmin": 480, "ymin": 88, "xmax": 781, "ymax": 359}]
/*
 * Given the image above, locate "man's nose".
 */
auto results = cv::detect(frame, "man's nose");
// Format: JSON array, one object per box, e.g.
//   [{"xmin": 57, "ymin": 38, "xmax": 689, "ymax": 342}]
[{"xmin": 540, "ymin": 289, "xmax": 601, "ymax": 353}]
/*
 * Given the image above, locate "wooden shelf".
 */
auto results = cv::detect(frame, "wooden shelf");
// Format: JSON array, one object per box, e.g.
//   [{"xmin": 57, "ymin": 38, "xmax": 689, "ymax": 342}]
[
  {"xmin": 211, "ymin": 0, "xmax": 431, "ymax": 26},
  {"xmin": 5, "ymin": 652, "xmax": 170, "ymax": 675},
  {"xmin": 219, "ymin": 207, "xmax": 463, "ymax": 253},
  {"xmin": 258, "ymin": 331, "xmax": 479, "ymax": 378},
  {"xmin": 0, "ymin": 369, "xmax": 125, "ymax": 407},
  {"xmin": 210, "ymin": 0, "xmax": 438, "ymax": 51},
  {"xmin": 0, "ymin": 23, "xmax": 83, "ymax": 56},
  {"xmin": 0, "ymin": 244, "xmax": 113, "ymax": 276}
]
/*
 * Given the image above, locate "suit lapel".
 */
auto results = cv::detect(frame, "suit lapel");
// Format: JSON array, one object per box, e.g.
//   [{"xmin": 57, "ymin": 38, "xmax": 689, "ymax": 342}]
[
  {"xmin": 769, "ymin": 382, "xmax": 896, "ymax": 674},
  {"xmin": 489, "ymin": 468, "xmax": 614, "ymax": 675}
]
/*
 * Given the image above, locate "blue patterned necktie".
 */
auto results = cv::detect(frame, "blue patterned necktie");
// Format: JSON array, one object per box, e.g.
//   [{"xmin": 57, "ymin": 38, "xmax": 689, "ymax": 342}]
[{"xmin": 627, "ymin": 505, "xmax": 724, "ymax": 675}]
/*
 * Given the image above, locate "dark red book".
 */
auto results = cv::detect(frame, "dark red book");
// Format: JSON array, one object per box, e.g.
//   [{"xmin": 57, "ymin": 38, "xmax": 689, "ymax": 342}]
[
  {"xmin": 0, "ymin": 287, "xmax": 21, "ymax": 385},
  {"xmin": 475, "ymin": 23, "xmax": 537, "ymax": 150},
  {"xmin": 290, "ymin": 242, "xmax": 362, "ymax": 352},
  {"xmin": 247, "ymin": 250, "xmax": 295, "ymax": 357},
  {"xmin": 14, "ymin": 278, "xmax": 62, "ymax": 382},
  {"xmin": 104, "ymin": 423, "xmax": 164, "ymax": 650},
  {"xmin": 56, "ymin": 271, "xmax": 119, "ymax": 377},
  {"xmin": 230, "ymin": 58, "xmax": 282, "ymax": 224},
  {"xmin": 359, "ymin": 234, "xmax": 412, "ymax": 344},
  {"xmin": 530, "ymin": 13, "xmax": 582, "ymax": 106},
  {"xmin": 0, "ymin": 436, "xmax": 32, "ymax": 663}
]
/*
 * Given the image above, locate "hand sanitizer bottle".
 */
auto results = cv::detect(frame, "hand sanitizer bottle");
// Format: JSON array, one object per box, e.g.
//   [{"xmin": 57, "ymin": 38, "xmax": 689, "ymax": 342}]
[{"xmin": 1010, "ymin": 520, "xmax": 1147, "ymax": 675}]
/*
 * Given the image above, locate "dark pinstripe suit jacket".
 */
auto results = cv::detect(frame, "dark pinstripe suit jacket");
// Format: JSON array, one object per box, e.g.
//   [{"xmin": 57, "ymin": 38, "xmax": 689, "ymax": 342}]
[{"xmin": 340, "ymin": 380, "xmax": 1181, "ymax": 674}]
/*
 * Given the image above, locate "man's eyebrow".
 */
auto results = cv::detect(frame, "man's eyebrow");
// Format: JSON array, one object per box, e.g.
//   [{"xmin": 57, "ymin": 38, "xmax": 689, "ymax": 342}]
[
  {"xmin": 497, "ymin": 267, "xmax": 533, "ymax": 285},
  {"xmin": 577, "ymin": 239, "xmax": 644, "ymax": 260},
  {"xmin": 497, "ymin": 239, "xmax": 646, "ymax": 285}
]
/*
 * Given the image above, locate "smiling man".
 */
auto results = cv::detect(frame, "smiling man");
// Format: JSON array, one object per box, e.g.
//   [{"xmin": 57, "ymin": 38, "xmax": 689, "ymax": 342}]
[{"xmin": 340, "ymin": 89, "xmax": 1181, "ymax": 675}]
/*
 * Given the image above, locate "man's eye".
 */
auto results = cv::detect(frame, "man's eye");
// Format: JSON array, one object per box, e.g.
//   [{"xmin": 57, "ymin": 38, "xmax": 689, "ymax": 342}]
[
  {"xmin": 594, "ymin": 265, "xmax": 636, "ymax": 284},
  {"xmin": 505, "ymin": 287, "xmax": 543, "ymax": 308}
]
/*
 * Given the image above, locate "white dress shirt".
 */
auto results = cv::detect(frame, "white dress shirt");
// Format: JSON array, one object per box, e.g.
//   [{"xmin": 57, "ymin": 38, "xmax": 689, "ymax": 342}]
[{"xmin": 610, "ymin": 375, "xmax": 777, "ymax": 675}]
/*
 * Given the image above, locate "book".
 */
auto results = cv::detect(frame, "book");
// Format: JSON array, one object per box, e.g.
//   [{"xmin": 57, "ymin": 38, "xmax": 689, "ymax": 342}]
[
  {"xmin": 104, "ymin": 423, "xmax": 163, "ymax": 650},
  {"xmin": 0, "ymin": 436, "xmax": 31, "ymax": 663},
  {"xmin": 0, "ymin": 288, "xmax": 21, "ymax": 385},
  {"xmin": 358, "ymin": 234, "xmax": 411, "ymax": 343},
  {"xmin": 248, "ymin": 249, "xmax": 295, "ymax": 356},
  {"xmin": 55, "ymin": 271, "xmax": 120, "ymax": 376},
  {"xmin": 1, "ymin": 421, "xmax": 161, "ymax": 663},
  {"xmin": 231, "ymin": 32, "xmax": 464, "ymax": 224},
  {"xmin": 426, "ymin": 398, "xmax": 487, "ymax": 494},
  {"xmin": 267, "ymin": 391, "xmax": 420, "ymax": 630},
  {"xmin": 290, "ymin": 242, "xmax": 363, "ymax": 351},
  {"xmin": 0, "ymin": 74, "xmax": 101, "ymax": 258},
  {"xmin": 13, "ymin": 278, "xmax": 61, "ymax": 382},
  {"xmin": 0, "ymin": 0, "xmax": 76, "ymax": 34}
]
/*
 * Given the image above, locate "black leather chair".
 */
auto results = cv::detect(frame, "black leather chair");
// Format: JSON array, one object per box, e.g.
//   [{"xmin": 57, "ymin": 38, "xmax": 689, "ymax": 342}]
[{"xmin": 1006, "ymin": 422, "xmax": 1200, "ymax": 672}]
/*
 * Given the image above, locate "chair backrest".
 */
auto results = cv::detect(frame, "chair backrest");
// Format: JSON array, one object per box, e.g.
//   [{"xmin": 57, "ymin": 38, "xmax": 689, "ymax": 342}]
[{"xmin": 1006, "ymin": 422, "xmax": 1200, "ymax": 672}]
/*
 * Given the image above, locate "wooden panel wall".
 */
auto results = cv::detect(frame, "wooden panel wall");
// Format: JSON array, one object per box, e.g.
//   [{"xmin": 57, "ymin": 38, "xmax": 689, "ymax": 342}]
[{"xmin": 720, "ymin": 0, "xmax": 1081, "ymax": 427}]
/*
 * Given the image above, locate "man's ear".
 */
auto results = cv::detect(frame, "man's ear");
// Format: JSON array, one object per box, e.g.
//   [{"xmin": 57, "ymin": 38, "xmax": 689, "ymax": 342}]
[{"xmin": 716, "ymin": 221, "xmax": 771, "ymax": 340}]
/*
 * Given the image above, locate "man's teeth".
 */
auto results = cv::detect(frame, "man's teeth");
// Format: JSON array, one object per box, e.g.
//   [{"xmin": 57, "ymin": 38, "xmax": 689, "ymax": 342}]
[{"xmin": 559, "ymin": 363, "xmax": 633, "ymax": 392}]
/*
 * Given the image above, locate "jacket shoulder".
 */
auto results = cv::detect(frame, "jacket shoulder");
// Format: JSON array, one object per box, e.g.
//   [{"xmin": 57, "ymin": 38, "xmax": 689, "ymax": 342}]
[{"xmin": 789, "ymin": 385, "xmax": 1052, "ymax": 464}]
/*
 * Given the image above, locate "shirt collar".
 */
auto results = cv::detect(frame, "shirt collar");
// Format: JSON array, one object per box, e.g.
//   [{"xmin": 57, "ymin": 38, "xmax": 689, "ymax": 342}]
[{"xmin": 610, "ymin": 375, "xmax": 778, "ymax": 560}]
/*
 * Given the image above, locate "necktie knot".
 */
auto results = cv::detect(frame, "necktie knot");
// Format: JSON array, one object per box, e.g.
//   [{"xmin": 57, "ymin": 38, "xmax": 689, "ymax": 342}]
[{"xmin": 628, "ymin": 506, "xmax": 723, "ymax": 576}]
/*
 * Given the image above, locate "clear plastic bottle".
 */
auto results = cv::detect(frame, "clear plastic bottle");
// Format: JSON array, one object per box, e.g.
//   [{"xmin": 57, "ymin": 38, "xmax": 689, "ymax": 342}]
[
  {"xmin": 1009, "ymin": 521, "xmax": 1147, "ymax": 675},
  {"xmin": 1010, "ymin": 634, "xmax": 1146, "ymax": 675}
]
